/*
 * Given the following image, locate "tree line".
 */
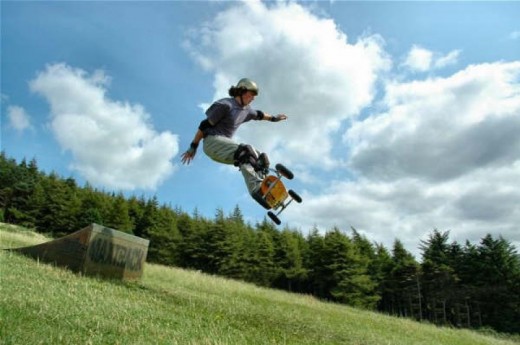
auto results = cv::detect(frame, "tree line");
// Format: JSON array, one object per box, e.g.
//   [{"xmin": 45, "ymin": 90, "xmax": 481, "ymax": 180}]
[{"xmin": 1, "ymin": 152, "xmax": 519, "ymax": 334}]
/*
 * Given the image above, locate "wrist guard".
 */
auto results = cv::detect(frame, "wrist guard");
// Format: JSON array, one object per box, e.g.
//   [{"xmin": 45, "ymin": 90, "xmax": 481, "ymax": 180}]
[{"xmin": 186, "ymin": 142, "xmax": 199, "ymax": 155}]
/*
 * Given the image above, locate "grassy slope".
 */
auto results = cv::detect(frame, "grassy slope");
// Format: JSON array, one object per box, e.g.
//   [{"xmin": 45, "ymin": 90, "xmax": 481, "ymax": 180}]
[{"xmin": 0, "ymin": 223, "xmax": 517, "ymax": 345}]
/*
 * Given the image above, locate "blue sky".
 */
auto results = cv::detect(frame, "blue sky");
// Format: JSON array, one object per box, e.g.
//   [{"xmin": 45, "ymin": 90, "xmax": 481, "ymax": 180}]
[{"xmin": 2, "ymin": 1, "xmax": 519, "ymax": 256}]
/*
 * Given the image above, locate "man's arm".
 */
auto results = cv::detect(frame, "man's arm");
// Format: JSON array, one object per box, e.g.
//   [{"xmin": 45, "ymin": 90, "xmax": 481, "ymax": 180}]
[
  {"xmin": 181, "ymin": 128, "xmax": 205, "ymax": 165},
  {"xmin": 263, "ymin": 113, "xmax": 288, "ymax": 122},
  {"xmin": 256, "ymin": 110, "xmax": 288, "ymax": 122}
]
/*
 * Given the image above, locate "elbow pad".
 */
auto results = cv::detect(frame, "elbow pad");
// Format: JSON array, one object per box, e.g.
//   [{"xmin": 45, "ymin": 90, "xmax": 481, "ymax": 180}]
[{"xmin": 198, "ymin": 119, "xmax": 212, "ymax": 132}]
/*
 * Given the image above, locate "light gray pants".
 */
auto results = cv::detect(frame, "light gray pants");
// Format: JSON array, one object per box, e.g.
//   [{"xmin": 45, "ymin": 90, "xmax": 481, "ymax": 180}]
[{"xmin": 203, "ymin": 135, "xmax": 262, "ymax": 194}]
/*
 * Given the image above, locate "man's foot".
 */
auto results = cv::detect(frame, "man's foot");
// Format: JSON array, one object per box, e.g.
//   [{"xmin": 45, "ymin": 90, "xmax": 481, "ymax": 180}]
[
  {"xmin": 251, "ymin": 185, "xmax": 270, "ymax": 209},
  {"xmin": 253, "ymin": 152, "xmax": 270, "ymax": 175},
  {"xmin": 258, "ymin": 153, "xmax": 270, "ymax": 169}
]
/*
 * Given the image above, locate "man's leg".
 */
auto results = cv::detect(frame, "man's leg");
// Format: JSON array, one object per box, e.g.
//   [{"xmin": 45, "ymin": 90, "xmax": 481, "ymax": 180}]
[
  {"xmin": 203, "ymin": 136, "xmax": 263, "ymax": 195},
  {"xmin": 203, "ymin": 135, "xmax": 238, "ymax": 164}
]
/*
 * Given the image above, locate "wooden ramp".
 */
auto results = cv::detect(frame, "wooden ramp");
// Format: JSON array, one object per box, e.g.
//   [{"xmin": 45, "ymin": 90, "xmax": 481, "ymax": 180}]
[{"xmin": 12, "ymin": 224, "xmax": 149, "ymax": 281}]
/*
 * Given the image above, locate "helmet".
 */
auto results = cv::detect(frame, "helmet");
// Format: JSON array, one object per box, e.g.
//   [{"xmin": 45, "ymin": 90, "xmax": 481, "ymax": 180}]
[{"xmin": 236, "ymin": 78, "xmax": 259, "ymax": 95}]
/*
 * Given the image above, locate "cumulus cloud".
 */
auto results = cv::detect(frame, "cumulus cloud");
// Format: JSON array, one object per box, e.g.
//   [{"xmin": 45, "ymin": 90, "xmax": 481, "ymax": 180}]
[
  {"xmin": 403, "ymin": 45, "xmax": 433, "ymax": 72},
  {"xmin": 185, "ymin": 1, "xmax": 519, "ymax": 255},
  {"xmin": 290, "ymin": 164, "xmax": 520, "ymax": 255},
  {"xmin": 288, "ymin": 61, "xmax": 520, "ymax": 254},
  {"xmin": 434, "ymin": 49, "xmax": 461, "ymax": 69},
  {"xmin": 347, "ymin": 62, "xmax": 520, "ymax": 181},
  {"xmin": 403, "ymin": 45, "xmax": 460, "ymax": 72},
  {"xmin": 186, "ymin": 1, "xmax": 390, "ymax": 169},
  {"xmin": 7, "ymin": 105, "xmax": 33, "ymax": 131},
  {"xmin": 30, "ymin": 63, "xmax": 179, "ymax": 190}
]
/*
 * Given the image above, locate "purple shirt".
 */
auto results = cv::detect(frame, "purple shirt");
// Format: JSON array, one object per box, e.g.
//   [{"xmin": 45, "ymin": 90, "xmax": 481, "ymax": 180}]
[{"xmin": 204, "ymin": 98, "xmax": 262, "ymax": 138}]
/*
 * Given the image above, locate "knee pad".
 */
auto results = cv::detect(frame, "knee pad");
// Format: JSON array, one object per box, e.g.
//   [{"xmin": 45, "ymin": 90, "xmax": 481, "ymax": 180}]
[{"xmin": 233, "ymin": 144, "xmax": 258, "ymax": 168}]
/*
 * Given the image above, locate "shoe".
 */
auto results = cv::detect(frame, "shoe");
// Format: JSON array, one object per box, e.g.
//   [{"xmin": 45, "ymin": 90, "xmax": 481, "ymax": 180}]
[
  {"xmin": 251, "ymin": 185, "xmax": 270, "ymax": 209},
  {"xmin": 258, "ymin": 153, "xmax": 270, "ymax": 169}
]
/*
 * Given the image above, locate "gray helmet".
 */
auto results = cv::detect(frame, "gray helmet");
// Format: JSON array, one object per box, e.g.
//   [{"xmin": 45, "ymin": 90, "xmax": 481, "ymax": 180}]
[{"xmin": 236, "ymin": 78, "xmax": 259, "ymax": 95}]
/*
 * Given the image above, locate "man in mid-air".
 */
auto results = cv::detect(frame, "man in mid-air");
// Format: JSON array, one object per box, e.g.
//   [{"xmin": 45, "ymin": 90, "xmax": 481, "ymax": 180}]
[{"xmin": 181, "ymin": 78, "xmax": 287, "ymax": 200}]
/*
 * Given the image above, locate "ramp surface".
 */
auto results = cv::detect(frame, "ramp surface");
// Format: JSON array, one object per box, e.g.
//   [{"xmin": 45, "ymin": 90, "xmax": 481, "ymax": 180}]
[{"xmin": 12, "ymin": 224, "xmax": 149, "ymax": 281}]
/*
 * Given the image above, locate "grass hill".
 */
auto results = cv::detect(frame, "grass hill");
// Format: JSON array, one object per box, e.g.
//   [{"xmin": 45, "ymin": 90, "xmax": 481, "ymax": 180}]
[{"xmin": 0, "ymin": 223, "xmax": 517, "ymax": 345}]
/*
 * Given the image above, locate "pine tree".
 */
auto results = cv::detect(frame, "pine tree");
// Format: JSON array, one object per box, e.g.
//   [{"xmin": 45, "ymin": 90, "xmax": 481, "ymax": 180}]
[
  {"xmin": 2, "ymin": 158, "xmax": 42, "ymax": 227},
  {"xmin": 248, "ymin": 222, "xmax": 276, "ymax": 286},
  {"xmin": 105, "ymin": 193, "xmax": 133, "ymax": 233},
  {"xmin": 217, "ymin": 208, "xmax": 251, "ymax": 280},
  {"xmin": 176, "ymin": 211, "xmax": 198, "ymax": 268},
  {"xmin": 76, "ymin": 184, "xmax": 105, "ymax": 226},
  {"xmin": 305, "ymin": 227, "xmax": 327, "ymax": 297},
  {"xmin": 420, "ymin": 230, "xmax": 459, "ymax": 325},
  {"xmin": 199, "ymin": 208, "xmax": 230, "ymax": 274},
  {"xmin": 134, "ymin": 196, "xmax": 159, "ymax": 238},
  {"xmin": 36, "ymin": 173, "xmax": 81, "ymax": 235},
  {"xmin": 146, "ymin": 206, "xmax": 182, "ymax": 266},
  {"xmin": 471, "ymin": 234, "xmax": 520, "ymax": 333},
  {"xmin": 372, "ymin": 243, "xmax": 395, "ymax": 313},
  {"xmin": 272, "ymin": 229, "xmax": 307, "ymax": 292},
  {"xmin": 389, "ymin": 240, "xmax": 421, "ymax": 318},
  {"xmin": 321, "ymin": 228, "xmax": 378, "ymax": 308}
]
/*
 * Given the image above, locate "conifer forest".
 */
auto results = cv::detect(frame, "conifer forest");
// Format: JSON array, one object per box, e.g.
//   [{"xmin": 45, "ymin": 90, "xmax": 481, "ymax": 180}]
[{"xmin": 1, "ymin": 152, "xmax": 519, "ymax": 334}]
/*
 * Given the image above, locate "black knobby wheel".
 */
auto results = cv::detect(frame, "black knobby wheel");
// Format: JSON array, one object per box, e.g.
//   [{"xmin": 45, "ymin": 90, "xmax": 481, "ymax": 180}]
[
  {"xmin": 288, "ymin": 189, "xmax": 302, "ymax": 203},
  {"xmin": 275, "ymin": 163, "xmax": 294, "ymax": 180},
  {"xmin": 267, "ymin": 211, "xmax": 281, "ymax": 225}
]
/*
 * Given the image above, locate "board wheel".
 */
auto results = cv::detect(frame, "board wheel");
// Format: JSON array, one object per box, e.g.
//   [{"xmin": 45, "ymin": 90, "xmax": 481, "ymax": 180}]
[
  {"xmin": 288, "ymin": 189, "xmax": 302, "ymax": 203},
  {"xmin": 267, "ymin": 211, "xmax": 281, "ymax": 225},
  {"xmin": 275, "ymin": 163, "xmax": 294, "ymax": 180}
]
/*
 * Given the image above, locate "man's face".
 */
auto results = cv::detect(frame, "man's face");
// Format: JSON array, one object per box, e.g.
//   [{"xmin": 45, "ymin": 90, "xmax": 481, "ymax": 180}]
[{"xmin": 242, "ymin": 90, "xmax": 257, "ymax": 105}]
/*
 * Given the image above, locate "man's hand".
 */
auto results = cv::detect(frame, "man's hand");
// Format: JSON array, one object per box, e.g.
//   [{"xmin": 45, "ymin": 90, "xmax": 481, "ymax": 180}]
[
  {"xmin": 271, "ymin": 114, "xmax": 288, "ymax": 122},
  {"xmin": 181, "ymin": 142, "xmax": 198, "ymax": 165}
]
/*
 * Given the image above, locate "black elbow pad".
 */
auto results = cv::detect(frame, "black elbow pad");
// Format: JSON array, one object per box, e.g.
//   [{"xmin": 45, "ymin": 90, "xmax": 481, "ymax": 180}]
[{"xmin": 198, "ymin": 119, "xmax": 212, "ymax": 131}]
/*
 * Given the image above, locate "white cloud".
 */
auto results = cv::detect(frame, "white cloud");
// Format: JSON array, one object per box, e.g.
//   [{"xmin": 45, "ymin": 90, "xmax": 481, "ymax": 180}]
[
  {"xmin": 289, "ymin": 61, "xmax": 520, "ymax": 255},
  {"xmin": 403, "ymin": 45, "xmax": 460, "ymax": 72},
  {"xmin": 403, "ymin": 45, "xmax": 433, "ymax": 72},
  {"xmin": 434, "ymin": 49, "xmax": 461, "ymax": 69},
  {"xmin": 186, "ymin": 1, "xmax": 519, "ymax": 255},
  {"xmin": 186, "ymin": 1, "xmax": 390, "ymax": 170},
  {"xmin": 30, "ymin": 63, "xmax": 179, "ymax": 190},
  {"xmin": 347, "ymin": 62, "xmax": 520, "ymax": 181},
  {"xmin": 7, "ymin": 105, "xmax": 32, "ymax": 131},
  {"xmin": 289, "ymin": 166, "xmax": 520, "ymax": 257}
]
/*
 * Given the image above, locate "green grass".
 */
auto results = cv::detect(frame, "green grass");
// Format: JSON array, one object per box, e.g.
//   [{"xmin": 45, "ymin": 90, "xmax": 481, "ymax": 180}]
[{"xmin": 0, "ymin": 223, "xmax": 518, "ymax": 345}]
